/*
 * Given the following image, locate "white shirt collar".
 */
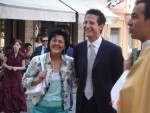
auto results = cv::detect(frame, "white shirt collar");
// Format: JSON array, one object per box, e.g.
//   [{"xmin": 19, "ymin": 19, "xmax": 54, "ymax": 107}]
[
  {"xmin": 142, "ymin": 40, "xmax": 150, "ymax": 48},
  {"xmin": 87, "ymin": 36, "xmax": 102, "ymax": 49},
  {"xmin": 42, "ymin": 45, "xmax": 47, "ymax": 48}
]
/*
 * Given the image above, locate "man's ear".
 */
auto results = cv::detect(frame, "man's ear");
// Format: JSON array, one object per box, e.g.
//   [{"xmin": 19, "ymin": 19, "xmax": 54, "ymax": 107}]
[
  {"xmin": 99, "ymin": 24, "xmax": 105, "ymax": 32},
  {"xmin": 99, "ymin": 24, "xmax": 104, "ymax": 29}
]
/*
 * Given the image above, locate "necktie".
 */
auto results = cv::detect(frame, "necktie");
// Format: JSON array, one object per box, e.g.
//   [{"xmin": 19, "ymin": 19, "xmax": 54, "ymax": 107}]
[
  {"xmin": 84, "ymin": 44, "xmax": 96, "ymax": 100},
  {"xmin": 44, "ymin": 47, "xmax": 47, "ymax": 53}
]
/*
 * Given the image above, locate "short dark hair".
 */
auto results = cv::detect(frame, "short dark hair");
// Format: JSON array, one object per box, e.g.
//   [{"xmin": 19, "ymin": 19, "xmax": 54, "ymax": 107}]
[
  {"xmin": 6, "ymin": 46, "xmax": 12, "ymax": 52},
  {"xmin": 47, "ymin": 28, "xmax": 70, "ymax": 54},
  {"xmin": 136, "ymin": 0, "xmax": 150, "ymax": 19},
  {"xmin": 24, "ymin": 43, "xmax": 32, "ymax": 50},
  {"xmin": 40, "ymin": 34, "xmax": 48, "ymax": 41},
  {"xmin": 42, "ymin": 27, "xmax": 48, "ymax": 32},
  {"xmin": 41, "ymin": 27, "xmax": 49, "ymax": 36},
  {"xmin": 85, "ymin": 9, "xmax": 106, "ymax": 25}
]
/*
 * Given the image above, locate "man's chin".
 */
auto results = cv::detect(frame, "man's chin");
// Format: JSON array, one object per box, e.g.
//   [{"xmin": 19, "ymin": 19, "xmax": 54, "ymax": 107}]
[{"xmin": 85, "ymin": 34, "xmax": 91, "ymax": 38}]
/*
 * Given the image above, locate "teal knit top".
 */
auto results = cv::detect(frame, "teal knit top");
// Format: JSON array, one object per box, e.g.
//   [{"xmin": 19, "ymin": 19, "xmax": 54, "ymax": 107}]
[{"xmin": 39, "ymin": 72, "xmax": 62, "ymax": 107}]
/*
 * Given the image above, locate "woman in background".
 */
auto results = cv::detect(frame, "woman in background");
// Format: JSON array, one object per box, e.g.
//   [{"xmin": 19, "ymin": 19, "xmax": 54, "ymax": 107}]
[
  {"xmin": 0, "ymin": 50, "xmax": 5, "ymax": 83},
  {"xmin": 24, "ymin": 43, "xmax": 33, "ymax": 67},
  {"xmin": 0, "ymin": 39, "xmax": 27, "ymax": 113},
  {"xmin": 34, "ymin": 35, "xmax": 42, "ymax": 49},
  {"xmin": 0, "ymin": 51, "xmax": 4, "ymax": 69},
  {"xmin": 24, "ymin": 43, "xmax": 33, "ymax": 57}
]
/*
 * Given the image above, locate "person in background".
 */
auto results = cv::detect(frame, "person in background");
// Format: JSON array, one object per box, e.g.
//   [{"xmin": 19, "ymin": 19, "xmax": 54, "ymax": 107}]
[
  {"xmin": 24, "ymin": 43, "xmax": 33, "ymax": 57},
  {"xmin": 34, "ymin": 35, "xmax": 42, "ymax": 49},
  {"xmin": 118, "ymin": 0, "xmax": 150, "ymax": 113},
  {"xmin": 67, "ymin": 47, "xmax": 73, "ymax": 57},
  {"xmin": 0, "ymin": 50, "xmax": 4, "ymax": 69},
  {"xmin": 5, "ymin": 46, "xmax": 12, "ymax": 54},
  {"xmin": 66, "ymin": 45, "xmax": 74, "ymax": 111},
  {"xmin": 0, "ymin": 39, "xmax": 27, "ymax": 113},
  {"xmin": 24, "ymin": 43, "xmax": 33, "ymax": 70},
  {"xmin": 74, "ymin": 9, "xmax": 124, "ymax": 113},
  {"xmin": 41, "ymin": 26, "xmax": 49, "ymax": 36},
  {"xmin": 0, "ymin": 51, "xmax": 5, "ymax": 81},
  {"xmin": 0, "ymin": 49, "xmax": 5, "ymax": 110},
  {"xmin": 23, "ymin": 28, "xmax": 75, "ymax": 113},
  {"xmin": 31, "ymin": 35, "xmax": 48, "ymax": 59}
]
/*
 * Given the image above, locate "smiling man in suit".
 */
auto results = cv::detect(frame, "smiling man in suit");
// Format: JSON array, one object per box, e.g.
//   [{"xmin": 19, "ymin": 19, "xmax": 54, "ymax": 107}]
[
  {"xmin": 74, "ymin": 9, "xmax": 124, "ymax": 113},
  {"xmin": 31, "ymin": 35, "xmax": 48, "ymax": 59}
]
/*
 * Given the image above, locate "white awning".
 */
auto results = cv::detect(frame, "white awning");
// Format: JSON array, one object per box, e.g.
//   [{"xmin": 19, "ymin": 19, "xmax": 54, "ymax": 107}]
[
  {"xmin": 60, "ymin": 0, "xmax": 119, "ymax": 24},
  {"xmin": 0, "ymin": 0, "xmax": 76, "ymax": 22}
]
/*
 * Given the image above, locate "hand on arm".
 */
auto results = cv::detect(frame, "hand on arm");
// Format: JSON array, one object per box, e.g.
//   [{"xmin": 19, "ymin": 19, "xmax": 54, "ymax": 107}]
[
  {"xmin": 31, "ymin": 71, "xmax": 47, "ymax": 86},
  {"xmin": 74, "ymin": 78, "xmax": 80, "ymax": 85},
  {"xmin": 123, "ymin": 53, "xmax": 132, "ymax": 71},
  {"xmin": 12, "ymin": 60, "xmax": 26, "ymax": 71}
]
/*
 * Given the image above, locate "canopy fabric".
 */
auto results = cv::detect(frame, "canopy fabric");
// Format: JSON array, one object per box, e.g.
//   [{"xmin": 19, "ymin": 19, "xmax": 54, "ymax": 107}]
[
  {"xmin": 0, "ymin": 0, "xmax": 76, "ymax": 22},
  {"xmin": 60, "ymin": 0, "xmax": 119, "ymax": 24}
]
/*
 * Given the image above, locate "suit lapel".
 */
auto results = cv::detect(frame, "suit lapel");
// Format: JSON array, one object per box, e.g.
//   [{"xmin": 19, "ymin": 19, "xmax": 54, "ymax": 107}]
[
  {"xmin": 39, "ymin": 46, "xmax": 42, "ymax": 55},
  {"xmin": 93, "ymin": 39, "xmax": 107, "ymax": 69},
  {"xmin": 83, "ymin": 41, "xmax": 88, "ymax": 72}
]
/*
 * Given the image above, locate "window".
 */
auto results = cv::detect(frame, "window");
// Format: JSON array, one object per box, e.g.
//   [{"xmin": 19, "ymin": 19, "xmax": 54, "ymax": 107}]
[{"xmin": 110, "ymin": 28, "xmax": 119, "ymax": 45}]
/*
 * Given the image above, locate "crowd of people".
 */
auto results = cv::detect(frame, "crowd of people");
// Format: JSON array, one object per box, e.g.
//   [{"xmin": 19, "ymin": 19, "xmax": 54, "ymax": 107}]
[
  {"xmin": 0, "ymin": 0, "xmax": 150, "ymax": 113},
  {"xmin": 0, "ymin": 27, "xmax": 75, "ymax": 113}
]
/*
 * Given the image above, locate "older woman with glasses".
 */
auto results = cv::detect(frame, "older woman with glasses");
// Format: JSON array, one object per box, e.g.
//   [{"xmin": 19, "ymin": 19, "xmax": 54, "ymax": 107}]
[{"xmin": 23, "ymin": 28, "xmax": 75, "ymax": 113}]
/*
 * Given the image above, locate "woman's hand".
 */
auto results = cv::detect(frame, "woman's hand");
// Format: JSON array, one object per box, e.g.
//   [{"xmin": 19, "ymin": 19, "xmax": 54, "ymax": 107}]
[
  {"xmin": 38, "ymin": 71, "xmax": 47, "ymax": 81},
  {"xmin": 8, "ymin": 66, "xmax": 13, "ymax": 70},
  {"xmin": 31, "ymin": 71, "xmax": 47, "ymax": 86},
  {"xmin": 12, "ymin": 67, "xmax": 18, "ymax": 71},
  {"xmin": 74, "ymin": 78, "xmax": 80, "ymax": 85}
]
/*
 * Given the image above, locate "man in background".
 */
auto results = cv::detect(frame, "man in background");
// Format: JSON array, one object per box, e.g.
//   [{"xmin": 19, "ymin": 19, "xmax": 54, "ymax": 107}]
[
  {"xmin": 66, "ymin": 46, "xmax": 74, "ymax": 111},
  {"xmin": 31, "ymin": 35, "xmax": 48, "ymax": 59}
]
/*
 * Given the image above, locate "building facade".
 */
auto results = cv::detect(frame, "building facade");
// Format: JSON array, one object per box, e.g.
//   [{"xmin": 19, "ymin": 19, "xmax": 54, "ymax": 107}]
[
  {"xmin": 0, "ymin": 0, "xmax": 141, "ymax": 58},
  {"xmin": 100, "ymin": 0, "xmax": 141, "ymax": 58}
]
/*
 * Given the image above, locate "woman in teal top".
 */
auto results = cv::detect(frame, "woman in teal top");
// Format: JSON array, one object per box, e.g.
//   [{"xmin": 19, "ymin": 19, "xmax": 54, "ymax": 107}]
[{"xmin": 23, "ymin": 28, "xmax": 75, "ymax": 113}]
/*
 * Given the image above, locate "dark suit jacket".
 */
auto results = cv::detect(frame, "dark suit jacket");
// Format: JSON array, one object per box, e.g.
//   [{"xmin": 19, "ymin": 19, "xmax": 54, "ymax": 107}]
[
  {"xmin": 74, "ymin": 39, "xmax": 124, "ymax": 113},
  {"xmin": 67, "ymin": 47, "xmax": 73, "ymax": 57},
  {"xmin": 31, "ymin": 45, "xmax": 47, "ymax": 59}
]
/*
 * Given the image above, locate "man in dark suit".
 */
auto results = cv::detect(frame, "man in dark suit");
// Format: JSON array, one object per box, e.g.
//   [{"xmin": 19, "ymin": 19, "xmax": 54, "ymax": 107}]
[
  {"xmin": 31, "ymin": 35, "xmax": 48, "ymax": 59},
  {"xmin": 67, "ymin": 47, "xmax": 73, "ymax": 57},
  {"xmin": 74, "ymin": 9, "xmax": 124, "ymax": 113}
]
